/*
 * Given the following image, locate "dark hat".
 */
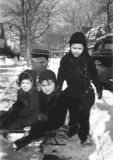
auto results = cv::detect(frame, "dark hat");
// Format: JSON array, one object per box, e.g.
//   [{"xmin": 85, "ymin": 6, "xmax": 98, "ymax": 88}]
[
  {"xmin": 39, "ymin": 69, "xmax": 56, "ymax": 83},
  {"xmin": 69, "ymin": 32, "xmax": 87, "ymax": 47}
]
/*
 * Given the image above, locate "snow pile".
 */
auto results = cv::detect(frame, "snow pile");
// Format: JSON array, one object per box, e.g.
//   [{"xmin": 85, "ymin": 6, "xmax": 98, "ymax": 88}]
[
  {"xmin": 89, "ymin": 91, "xmax": 113, "ymax": 160},
  {"xmin": 5, "ymin": 58, "xmax": 15, "ymax": 65},
  {"xmin": 49, "ymin": 58, "xmax": 60, "ymax": 75},
  {"xmin": 0, "ymin": 57, "xmax": 15, "ymax": 66}
]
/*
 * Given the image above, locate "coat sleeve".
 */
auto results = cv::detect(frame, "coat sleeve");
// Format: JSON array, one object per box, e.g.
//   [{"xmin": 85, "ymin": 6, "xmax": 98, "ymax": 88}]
[
  {"xmin": 8, "ymin": 100, "xmax": 24, "ymax": 118},
  {"xmin": 44, "ymin": 96, "xmax": 57, "ymax": 115},
  {"xmin": 38, "ymin": 94, "xmax": 57, "ymax": 116},
  {"xmin": 89, "ymin": 57, "xmax": 103, "ymax": 93},
  {"xmin": 56, "ymin": 58, "xmax": 65, "ymax": 90},
  {"xmin": 8, "ymin": 90, "xmax": 23, "ymax": 114}
]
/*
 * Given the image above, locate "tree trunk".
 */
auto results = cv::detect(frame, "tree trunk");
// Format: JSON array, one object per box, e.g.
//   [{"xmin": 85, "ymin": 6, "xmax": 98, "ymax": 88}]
[
  {"xmin": 106, "ymin": 1, "xmax": 111, "ymax": 33},
  {"xmin": 25, "ymin": 29, "xmax": 31, "ymax": 67}
]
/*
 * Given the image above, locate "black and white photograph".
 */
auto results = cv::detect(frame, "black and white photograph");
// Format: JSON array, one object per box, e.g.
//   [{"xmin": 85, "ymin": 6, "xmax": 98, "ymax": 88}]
[{"xmin": 0, "ymin": 0, "xmax": 113, "ymax": 160}]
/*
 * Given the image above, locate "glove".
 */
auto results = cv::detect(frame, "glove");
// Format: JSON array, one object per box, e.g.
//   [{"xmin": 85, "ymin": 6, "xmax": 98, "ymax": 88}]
[
  {"xmin": 8, "ymin": 107, "xmax": 14, "ymax": 113},
  {"xmin": 37, "ymin": 114, "xmax": 47, "ymax": 122},
  {"xmin": 97, "ymin": 91, "xmax": 102, "ymax": 99}
]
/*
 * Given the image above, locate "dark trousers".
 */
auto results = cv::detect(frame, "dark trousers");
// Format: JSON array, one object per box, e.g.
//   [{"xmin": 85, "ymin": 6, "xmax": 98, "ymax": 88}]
[
  {"xmin": 0, "ymin": 111, "xmax": 17, "ymax": 129},
  {"xmin": 78, "ymin": 110, "xmax": 90, "ymax": 140},
  {"xmin": 67, "ymin": 97, "xmax": 82, "ymax": 127},
  {"xmin": 14, "ymin": 121, "xmax": 47, "ymax": 150},
  {"xmin": 57, "ymin": 91, "xmax": 94, "ymax": 141},
  {"xmin": 13, "ymin": 115, "xmax": 66, "ymax": 150},
  {"xmin": 0, "ymin": 110, "xmax": 23, "ymax": 130}
]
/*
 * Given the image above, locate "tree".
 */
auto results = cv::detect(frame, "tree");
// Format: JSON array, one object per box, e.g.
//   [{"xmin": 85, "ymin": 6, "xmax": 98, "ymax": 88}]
[
  {"xmin": 96, "ymin": 0, "xmax": 113, "ymax": 33},
  {"xmin": 60, "ymin": 1, "xmax": 84, "ymax": 34},
  {"xmin": 1, "ymin": 0, "xmax": 60, "ymax": 66},
  {"xmin": 77, "ymin": 0, "xmax": 99, "ymax": 39},
  {"xmin": 40, "ymin": 25, "xmax": 68, "ymax": 52},
  {"xmin": 60, "ymin": 0, "xmax": 99, "ymax": 40}
]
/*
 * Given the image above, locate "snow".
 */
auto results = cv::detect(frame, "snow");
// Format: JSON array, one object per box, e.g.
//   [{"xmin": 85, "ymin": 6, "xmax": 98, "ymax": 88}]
[
  {"xmin": 0, "ymin": 57, "xmax": 15, "ymax": 66},
  {"xmin": 0, "ymin": 57, "xmax": 113, "ymax": 160}
]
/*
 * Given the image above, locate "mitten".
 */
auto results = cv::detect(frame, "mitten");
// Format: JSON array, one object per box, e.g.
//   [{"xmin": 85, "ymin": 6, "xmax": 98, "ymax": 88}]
[
  {"xmin": 37, "ymin": 114, "xmax": 47, "ymax": 122},
  {"xmin": 97, "ymin": 91, "xmax": 102, "ymax": 99}
]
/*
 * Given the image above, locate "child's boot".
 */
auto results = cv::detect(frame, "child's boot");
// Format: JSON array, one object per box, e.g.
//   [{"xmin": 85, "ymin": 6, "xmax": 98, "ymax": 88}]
[
  {"xmin": 80, "ymin": 135, "xmax": 92, "ymax": 147},
  {"xmin": 11, "ymin": 136, "xmax": 33, "ymax": 151},
  {"xmin": 67, "ymin": 123, "xmax": 79, "ymax": 137}
]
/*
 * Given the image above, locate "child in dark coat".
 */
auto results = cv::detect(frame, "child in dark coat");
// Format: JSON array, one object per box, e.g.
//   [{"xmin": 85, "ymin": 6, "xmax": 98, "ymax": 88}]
[
  {"xmin": 56, "ymin": 31, "xmax": 103, "ymax": 147},
  {"xmin": 0, "ymin": 69, "xmax": 39, "ymax": 131},
  {"xmin": 11, "ymin": 69, "xmax": 67, "ymax": 151}
]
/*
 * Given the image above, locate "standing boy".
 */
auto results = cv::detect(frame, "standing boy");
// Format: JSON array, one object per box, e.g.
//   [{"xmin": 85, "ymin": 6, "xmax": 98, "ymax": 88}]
[{"xmin": 56, "ymin": 31, "xmax": 103, "ymax": 147}]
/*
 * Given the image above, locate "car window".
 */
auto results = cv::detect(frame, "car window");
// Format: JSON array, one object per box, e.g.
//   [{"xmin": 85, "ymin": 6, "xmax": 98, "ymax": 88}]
[
  {"xmin": 94, "ymin": 41, "xmax": 103, "ymax": 51},
  {"xmin": 104, "ymin": 42, "xmax": 113, "ymax": 51}
]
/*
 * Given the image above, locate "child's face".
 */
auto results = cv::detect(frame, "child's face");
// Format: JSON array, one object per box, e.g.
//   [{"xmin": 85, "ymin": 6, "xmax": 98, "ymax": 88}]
[
  {"xmin": 70, "ymin": 43, "xmax": 84, "ymax": 57},
  {"xmin": 21, "ymin": 79, "xmax": 33, "ymax": 92},
  {"xmin": 40, "ymin": 80, "xmax": 55, "ymax": 95},
  {"xmin": 32, "ymin": 57, "xmax": 48, "ymax": 68}
]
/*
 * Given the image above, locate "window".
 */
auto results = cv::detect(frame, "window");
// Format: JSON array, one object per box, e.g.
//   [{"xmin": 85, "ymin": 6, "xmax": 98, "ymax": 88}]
[
  {"xmin": 94, "ymin": 41, "xmax": 103, "ymax": 51},
  {"xmin": 104, "ymin": 42, "xmax": 113, "ymax": 51}
]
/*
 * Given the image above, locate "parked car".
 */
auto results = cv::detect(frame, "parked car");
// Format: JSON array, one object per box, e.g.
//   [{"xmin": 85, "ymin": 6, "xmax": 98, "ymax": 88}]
[
  {"xmin": 88, "ymin": 44, "xmax": 94, "ymax": 55},
  {"xmin": 90, "ymin": 33, "xmax": 113, "ymax": 91}
]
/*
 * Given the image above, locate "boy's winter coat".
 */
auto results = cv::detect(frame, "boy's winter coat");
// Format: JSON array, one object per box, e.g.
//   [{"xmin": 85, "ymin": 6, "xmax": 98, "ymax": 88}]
[
  {"xmin": 0, "ymin": 70, "xmax": 39, "ymax": 130},
  {"xmin": 57, "ymin": 51, "xmax": 102, "ymax": 111},
  {"xmin": 37, "ymin": 91, "xmax": 66, "ymax": 130}
]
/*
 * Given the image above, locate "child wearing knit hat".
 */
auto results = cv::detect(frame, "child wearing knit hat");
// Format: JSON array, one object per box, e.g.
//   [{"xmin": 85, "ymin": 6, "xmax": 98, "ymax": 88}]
[
  {"xmin": 11, "ymin": 69, "xmax": 67, "ymax": 152},
  {"xmin": 56, "ymin": 31, "xmax": 103, "ymax": 147}
]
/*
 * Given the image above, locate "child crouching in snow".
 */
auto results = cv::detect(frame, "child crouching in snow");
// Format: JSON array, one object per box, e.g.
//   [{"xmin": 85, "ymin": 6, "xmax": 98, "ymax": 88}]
[
  {"xmin": 11, "ymin": 69, "xmax": 67, "ymax": 151},
  {"xmin": 0, "ymin": 69, "xmax": 39, "ymax": 131}
]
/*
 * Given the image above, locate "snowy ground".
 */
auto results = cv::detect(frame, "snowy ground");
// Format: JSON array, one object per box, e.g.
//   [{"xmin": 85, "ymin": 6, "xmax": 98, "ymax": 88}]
[{"xmin": 0, "ymin": 57, "xmax": 113, "ymax": 160}]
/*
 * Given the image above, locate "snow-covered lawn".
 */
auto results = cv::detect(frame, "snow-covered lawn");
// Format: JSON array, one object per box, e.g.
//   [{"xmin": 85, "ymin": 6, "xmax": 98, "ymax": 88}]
[{"xmin": 0, "ymin": 57, "xmax": 113, "ymax": 160}]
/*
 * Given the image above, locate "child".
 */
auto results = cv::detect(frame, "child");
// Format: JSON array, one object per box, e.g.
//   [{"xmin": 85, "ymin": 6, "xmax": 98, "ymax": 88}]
[
  {"xmin": 31, "ymin": 49, "xmax": 50, "ymax": 75},
  {"xmin": 56, "ymin": 31, "xmax": 103, "ymax": 147},
  {"xmin": 0, "ymin": 69, "xmax": 39, "ymax": 131},
  {"xmin": 11, "ymin": 69, "xmax": 67, "ymax": 151}
]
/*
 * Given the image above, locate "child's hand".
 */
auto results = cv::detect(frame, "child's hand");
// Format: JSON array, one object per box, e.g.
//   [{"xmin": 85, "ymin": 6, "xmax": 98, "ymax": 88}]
[
  {"xmin": 8, "ymin": 107, "xmax": 14, "ymax": 113},
  {"xmin": 37, "ymin": 114, "xmax": 47, "ymax": 122},
  {"xmin": 97, "ymin": 91, "xmax": 102, "ymax": 99}
]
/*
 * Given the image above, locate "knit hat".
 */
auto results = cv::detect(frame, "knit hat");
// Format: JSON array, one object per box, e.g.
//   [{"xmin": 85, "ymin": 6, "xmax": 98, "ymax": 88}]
[
  {"xmin": 39, "ymin": 69, "xmax": 56, "ymax": 83},
  {"xmin": 69, "ymin": 32, "xmax": 87, "ymax": 47}
]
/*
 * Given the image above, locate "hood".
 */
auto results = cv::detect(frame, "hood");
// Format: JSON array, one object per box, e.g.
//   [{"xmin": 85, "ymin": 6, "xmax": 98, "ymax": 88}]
[
  {"xmin": 19, "ymin": 69, "xmax": 37, "ymax": 87},
  {"xmin": 69, "ymin": 32, "xmax": 87, "ymax": 47},
  {"xmin": 69, "ymin": 31, "xmax": 89, "ymax": 56}
]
